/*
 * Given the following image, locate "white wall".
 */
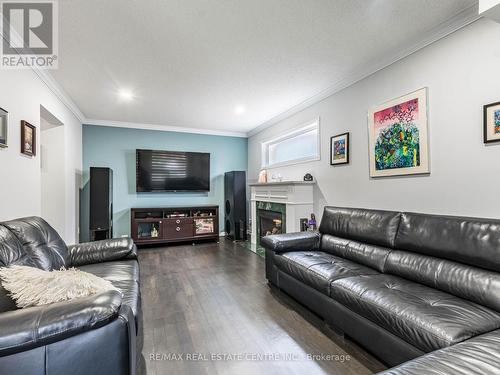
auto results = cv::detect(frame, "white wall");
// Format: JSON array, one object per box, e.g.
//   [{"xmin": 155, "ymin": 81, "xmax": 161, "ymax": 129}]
[
  {"xmin": 41, "ymin": 120, "xmax": 66, "ymax": 236},
  {"xmin": 248, "ymin": 19, "xmax": 500, "ymax": 221},
  {"xmin": 0, "ymin": 69, "xmax": 82, "ymax": 243}
]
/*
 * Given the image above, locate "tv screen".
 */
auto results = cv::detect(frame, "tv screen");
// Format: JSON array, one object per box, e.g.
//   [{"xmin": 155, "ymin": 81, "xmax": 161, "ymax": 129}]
[{"xmin": 136, "ymin": 149, "xmax": 210, "ymax": 192}]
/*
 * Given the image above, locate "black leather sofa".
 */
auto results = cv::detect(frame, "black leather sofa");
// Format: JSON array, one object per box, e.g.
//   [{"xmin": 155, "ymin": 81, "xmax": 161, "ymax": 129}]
[
  {"xmin": 262, "ymin": 207, "xmax": 500, "ymax": 374},
  {"xmin": 0, "ymin": 217, "xmax": 142, "ymax": 375}
]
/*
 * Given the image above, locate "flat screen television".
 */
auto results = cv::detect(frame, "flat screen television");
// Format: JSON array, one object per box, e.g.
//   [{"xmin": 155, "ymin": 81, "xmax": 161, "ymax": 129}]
[{"xmin": 136, "ymin": 149, "xmax": 210, "ymax": 192}]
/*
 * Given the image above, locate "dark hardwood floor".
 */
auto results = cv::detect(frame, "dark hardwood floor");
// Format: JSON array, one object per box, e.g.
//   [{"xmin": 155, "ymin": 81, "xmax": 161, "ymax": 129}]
[{"xmin": 139, "ymin": 239, "xmax": 386, "ymax": 375}]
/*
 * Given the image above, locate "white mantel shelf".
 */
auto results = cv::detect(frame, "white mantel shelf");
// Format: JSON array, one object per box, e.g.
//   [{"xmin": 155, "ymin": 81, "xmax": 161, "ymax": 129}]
[
  {"xmin": 250, "ymin": 181, "xmax": 315, "ymax": 246},
  {"xmin": 249, "ymin": 181, "xmax": 315, "ymax": 186}
]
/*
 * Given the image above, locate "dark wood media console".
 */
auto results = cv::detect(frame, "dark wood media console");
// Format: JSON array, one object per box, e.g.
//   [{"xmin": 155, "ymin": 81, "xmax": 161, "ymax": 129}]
[{"xmin": 131, "ymin": 205, "xmax": 219, "ymax": 246}]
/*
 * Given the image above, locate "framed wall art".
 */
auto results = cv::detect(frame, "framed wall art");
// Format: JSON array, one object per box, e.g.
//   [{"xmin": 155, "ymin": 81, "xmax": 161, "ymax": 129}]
[
  {"xmin": 368, "ymin": 88, "xmax": 429, "ymax": 177},
  {"xmin": 21, "ymin": 120, "xmax": 36, "ymax": 157},
  {"xmin": 483, "ymin": 101, "xmax": 500, "ymax": 144},
  {"xmin": 0, "ymin": 107, "xmax": 8, "ymax": 148},
  {"xmin": 330, "ymin": 132, "xmax": 349, "ymax": 165}
]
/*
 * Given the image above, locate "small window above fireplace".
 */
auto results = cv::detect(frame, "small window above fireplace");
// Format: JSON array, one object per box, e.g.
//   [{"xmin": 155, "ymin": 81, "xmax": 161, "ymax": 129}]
[{"xmin": 261, "ymin": 118, "xmax": 320, "ymax": 168}]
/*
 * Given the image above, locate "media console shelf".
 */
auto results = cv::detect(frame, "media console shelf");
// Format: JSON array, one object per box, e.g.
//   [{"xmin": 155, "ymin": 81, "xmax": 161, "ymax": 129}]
[{"xmin": 131, "ymin": 205, "xmax": 219, "ymax": 246}]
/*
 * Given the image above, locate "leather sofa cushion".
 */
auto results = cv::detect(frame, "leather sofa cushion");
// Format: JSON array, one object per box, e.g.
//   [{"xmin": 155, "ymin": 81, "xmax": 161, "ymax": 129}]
[
  {"xmin": 80, "ymin": 261, "xmax": 140, "ymax": 318},
  {"xmin": 386, "ymin": 250, "xmax": 500, "ymax": 313},
  {"xmin": 0, "ymin": 225, "xmax": 38, "ymax": 268},
  {"xmin": 321, "ymin": 235, "xmax": 392, "ymax": 272},
  {"xmin": 0, "ymin": 290, "xmax": 122, "ymax": 357},
  {"xmin": 376, "ymin": 329, "xmax": 500, "ymax": 375},
  {"xmin": 110, "ymin": 280, "xmax": 139, "ymax": 318},
  {"xmin": 330, "ymin": 274, "xmax": 500, "ymax": 352},
  {"xmin": 395, "ymin": 212, "xmax": 500, "ymax": 273},
  {"xmin": 2, "ymin": 217, "xmax": 69, "ymax": 270},
  {"xmin": 274, "ymin": 251, "xmax": 379, "ymax": 295},
  {"xmin": 319, "ymin": 207, "xmax": 401, "ymax": 248},
  {"xmin": 79, "ymin": 260, "xmax": 139, "ymax": 283}
]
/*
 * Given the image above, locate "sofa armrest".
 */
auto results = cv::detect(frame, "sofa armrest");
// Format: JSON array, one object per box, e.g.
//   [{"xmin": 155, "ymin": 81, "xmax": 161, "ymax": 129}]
[
  {"xmin": 0, "ymin": 290, "xmax": 122, "ymax": 356},
  {"xmin": 261, "ymin": 231, "xmax": 321, "ymax": 253},
  {"xmin": 69, "ymin": 238, "xmax": 137, "ymax": 267}
]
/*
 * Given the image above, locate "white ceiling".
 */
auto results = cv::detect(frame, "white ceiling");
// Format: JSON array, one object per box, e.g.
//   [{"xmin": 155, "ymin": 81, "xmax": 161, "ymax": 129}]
[{"xmin": 51, "ymin": 0, "xmax": 477, "ymax": 136}]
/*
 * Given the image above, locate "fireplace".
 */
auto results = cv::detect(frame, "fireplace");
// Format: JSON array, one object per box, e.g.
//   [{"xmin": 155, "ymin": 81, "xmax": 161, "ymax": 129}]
[
  {"xmin": 256, "ymin": 201, "xmax": 286, "ymax": 244},
  {"xmin": 250, "ymin": 182, "xmax": 314, "ymax": 255},
  {"xmin": 258, "ymin": 209, "xmax": 283, "ymax": 240}
]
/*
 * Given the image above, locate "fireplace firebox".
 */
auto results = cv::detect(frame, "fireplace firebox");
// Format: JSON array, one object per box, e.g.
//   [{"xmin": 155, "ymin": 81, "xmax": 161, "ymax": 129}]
[
  {"xmin": 258, "ymin": 209, "xmax": 283, "ymax": 240},
  {"xmin": 256, "ymin": 201, "xmax": 287, "ymax": 246}
]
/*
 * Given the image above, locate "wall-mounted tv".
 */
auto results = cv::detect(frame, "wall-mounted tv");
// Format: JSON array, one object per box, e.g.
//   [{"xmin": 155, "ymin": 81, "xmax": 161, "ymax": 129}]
[{"xmin": 136, "ymin": 149, "xmax": 210, "ymax": 192}]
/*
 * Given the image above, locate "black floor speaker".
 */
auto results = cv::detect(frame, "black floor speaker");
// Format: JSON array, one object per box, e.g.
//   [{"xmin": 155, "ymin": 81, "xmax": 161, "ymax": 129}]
[
  {"xmin": 89, "ymin": 167, "xmax": 113, "ymax": 241},
  {"xmin": 224, "ymin": 171, "xmax": 247, "ymax": 241}
]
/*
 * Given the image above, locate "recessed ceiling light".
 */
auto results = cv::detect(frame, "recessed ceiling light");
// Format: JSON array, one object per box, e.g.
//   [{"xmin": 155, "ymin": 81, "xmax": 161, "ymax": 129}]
[
  {"xmin": 234, "ymin": 105, "xmax": 246, "ymax": 115},
  {"xmin": 118, "ymin": 89, "xmax": 134, "ymax": 101}
]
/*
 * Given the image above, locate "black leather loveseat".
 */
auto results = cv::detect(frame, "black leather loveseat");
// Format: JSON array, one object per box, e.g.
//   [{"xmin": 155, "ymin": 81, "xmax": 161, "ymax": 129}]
[
  {"xmin": 0, "ymin": 217, "xmax": 142, "ymax": 375},
  {"xmin": 262, "ymin": 207, "xmax": 500, "ymax": 374}
]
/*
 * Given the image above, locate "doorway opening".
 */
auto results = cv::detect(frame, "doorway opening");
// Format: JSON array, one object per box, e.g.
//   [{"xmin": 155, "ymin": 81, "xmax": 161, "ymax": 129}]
[{"xmin": 40, "ymin": 105, "xmax": 66, "ymax": 237}]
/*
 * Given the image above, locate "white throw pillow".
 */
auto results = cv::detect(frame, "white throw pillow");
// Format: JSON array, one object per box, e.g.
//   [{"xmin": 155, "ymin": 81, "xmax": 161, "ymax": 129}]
[{"xmin": 0, "ymin": 265, "xmax": 119, "ymax": 308}]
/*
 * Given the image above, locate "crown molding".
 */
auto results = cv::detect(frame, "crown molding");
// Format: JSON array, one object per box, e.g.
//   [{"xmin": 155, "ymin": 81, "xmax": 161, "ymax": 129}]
[
  {"xmin": 32, "ymin": 68, "xmax": 86, "ymax": 123},
  {"xmin": 247, "ymin": 4, "xmax": 481, "ymax": 137},
  {"xmin": 84, "ymin": 119, "xmax": 248, "ymax": 138}
]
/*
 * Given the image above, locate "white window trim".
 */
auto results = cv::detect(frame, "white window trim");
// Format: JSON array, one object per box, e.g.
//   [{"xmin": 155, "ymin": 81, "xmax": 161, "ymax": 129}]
[{"xmin": 261, "ymin": 118, "xmax": 321, "ymax": 169}]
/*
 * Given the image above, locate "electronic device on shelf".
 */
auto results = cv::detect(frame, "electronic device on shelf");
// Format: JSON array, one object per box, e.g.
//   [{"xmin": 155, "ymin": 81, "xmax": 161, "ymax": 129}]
[{"xmin": 167, "ymin": 213, "xmax": 188, "ymax": 218}]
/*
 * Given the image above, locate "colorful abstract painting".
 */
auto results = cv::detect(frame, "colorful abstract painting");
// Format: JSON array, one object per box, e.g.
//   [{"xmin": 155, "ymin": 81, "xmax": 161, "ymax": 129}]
[
  {"xmin": 334, "ymin": 140, "xmax": 345, "ymax": 159},
  {"xmin": 368, "ymin": 88, "xmax": 429, "ymax": 177},
  {"xmin": 483, "ymin": 101, "xmax": 500, "ymax": 143},
  {"xmin": 495, "ymin": 110, "xmax": 500, "ymax": 134},
  {"xmin": 373, "ymin": 98, "xmax": 419, "ymax": 170},
  {"xmin": 330, "ymin": 132, "xmax": 349, "ymax": 165}
]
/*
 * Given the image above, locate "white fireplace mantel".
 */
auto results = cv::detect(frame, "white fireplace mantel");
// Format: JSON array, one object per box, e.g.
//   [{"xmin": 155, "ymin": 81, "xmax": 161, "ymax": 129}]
[{"xmin": 250, "ymin": 181, "xmax": 315, "ymax": 246}]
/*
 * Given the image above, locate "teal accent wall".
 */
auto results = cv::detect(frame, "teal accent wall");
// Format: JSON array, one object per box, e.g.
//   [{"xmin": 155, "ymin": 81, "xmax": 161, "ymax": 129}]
[{"xmin": 81, "ymin": 125, "xmax": 248, "ymax": 242}]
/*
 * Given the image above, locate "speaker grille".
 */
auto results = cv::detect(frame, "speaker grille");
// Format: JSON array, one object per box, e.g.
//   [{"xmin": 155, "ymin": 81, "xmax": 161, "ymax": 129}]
[
  {"xmin": 90, "ymin": 167, "xmax": 113, "ymax": 232},
  {"xmin": 224, "ymin": 171, "xmax": 246, "ymax": 240}
]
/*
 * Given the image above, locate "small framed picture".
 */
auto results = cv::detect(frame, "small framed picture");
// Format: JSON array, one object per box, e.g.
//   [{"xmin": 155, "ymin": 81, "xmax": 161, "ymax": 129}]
[
  {"xmin": 0, "ymin": 107, "xmax": 8, "ymax": 148},
  {"xmin": 21, "ymin": 120, "xmax": 36, "ymax": 157},
  {"xmin": 330, "ymin": 132, "xmax": 349, "ymax": 165},
  {"xmin": 484, "ymin": 101, "xmax": 500, "ymax": 144}
]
